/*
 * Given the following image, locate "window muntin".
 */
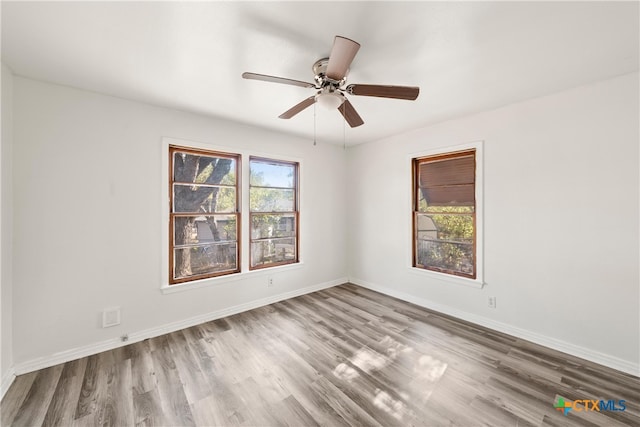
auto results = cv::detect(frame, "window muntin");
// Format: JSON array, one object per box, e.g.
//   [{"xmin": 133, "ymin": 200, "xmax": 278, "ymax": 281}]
[
  {"xmin": 413, "ymin": 150, "xmax": 476, "ymax": 279},
  {"xmin": 249, "ymin": 158, "xmax": 299, "ymax": 269},
  {"xmin": 170, "ymin": 146, "xmax": 240, "ymax": 284}
]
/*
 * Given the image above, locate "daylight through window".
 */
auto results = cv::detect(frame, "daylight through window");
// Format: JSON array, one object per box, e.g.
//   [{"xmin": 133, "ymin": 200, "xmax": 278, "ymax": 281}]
[
  {"xmin": 250, "ymin": 157, "xmax": 299, "ymax": 269},
  {"xmin": 169, "ymin": 146, "xmax": 240, "ymax": 284},
  {"xmin": 413, "ymin": 149, "xmax": 476, "ymax": 279}
]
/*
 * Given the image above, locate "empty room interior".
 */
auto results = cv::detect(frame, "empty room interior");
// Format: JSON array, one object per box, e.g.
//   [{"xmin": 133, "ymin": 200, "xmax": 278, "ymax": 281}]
[{"xmin": 0, "ymin": 1, "xmax": 639, "ymax": 426}]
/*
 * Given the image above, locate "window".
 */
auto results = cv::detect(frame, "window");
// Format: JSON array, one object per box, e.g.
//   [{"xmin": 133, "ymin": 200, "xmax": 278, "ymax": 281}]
[
  {"xmin": 169, "ymin": 146, "xmax": 240, "ymax": 284},
  {"xmin": 413, "ymin": 149, "xmax": 476, "ymax": 279},
  {"xmin": 249, "ymin": 157, "xmax": 299, "ymax": 269}
]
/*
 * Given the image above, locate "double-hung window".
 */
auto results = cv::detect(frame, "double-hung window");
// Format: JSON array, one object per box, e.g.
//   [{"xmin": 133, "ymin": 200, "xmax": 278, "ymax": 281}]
[
  {"xmin": 169, "ymin": 146, "xmax": 240, "ymax": 284},
  {"xmin": 413, "ymin": 149, "xmax": 476, "ymax": 279},
  {"xmin": 249, "ymin": 157, "xmax": 299, "ymax": 269}
]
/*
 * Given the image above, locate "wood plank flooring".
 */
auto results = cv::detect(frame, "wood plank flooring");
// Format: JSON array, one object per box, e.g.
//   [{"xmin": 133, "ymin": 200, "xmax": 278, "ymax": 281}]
[{"xmin": 2, "ymin": 283, "xmax": 639, "ymax": 426}]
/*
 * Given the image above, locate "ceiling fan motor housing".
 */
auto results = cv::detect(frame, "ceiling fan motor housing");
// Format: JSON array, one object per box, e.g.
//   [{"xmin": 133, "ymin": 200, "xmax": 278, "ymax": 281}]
[{"xmin": 313, "ymin": 58, "xmax": 347, "ymax": 89}]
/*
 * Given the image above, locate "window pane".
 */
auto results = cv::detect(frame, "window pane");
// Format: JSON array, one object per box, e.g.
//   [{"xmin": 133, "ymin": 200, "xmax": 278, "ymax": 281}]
[
  {"xmin": 415, "ymin": 239, "xmax": 474, "ymax": 276},
  {"xmin": 173, "ymin": 153, "xmax": 236, "ymax": 185},
  {"xmin": 416, "ymin": 213, "xmax": 438, "ymax": 240},
  {"xmin": 174, "ymin": 242, "xmax": 238, "ymax": 280},
  {"xmin": 174, "ymin": 215, "xmax": 237, "ymax": 246},
  {"xmin": 250, "ymin": 238, "xmax": 296, "ymax": 267},
  {"xmin": 173, "ymin": 185, "xmax": 235, "ymax": 213},
  {"xmin": 250, "ymin": 188, "xmax": 295, "ymax": 212},
  {"xmin": 417, "ymin": 190, "xmax": 428, "ymax": 212},
  {"xmin": 417, "ymin": 212, "xmax": 474, "ymax": 242},
  {"xmin": 251, "ymin": 213, "xmax": 296, "ymax": 239},
  {"xmin": 250, "ymin": 160, "xmax": 295, "ymax": 188},
  {"xmin": 424, "ymin": 205, "xmax": 474, "ymax": 214}
]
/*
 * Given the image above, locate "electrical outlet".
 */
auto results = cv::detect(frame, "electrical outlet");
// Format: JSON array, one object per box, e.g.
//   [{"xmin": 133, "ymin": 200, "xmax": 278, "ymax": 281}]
[
  {"xmin": 268, "ymin": 277, "xmax": 274, "ymax": 287},
  {"xmin": 488, "ymin": 297, "xmax": 497, "ymax": 309},
  {"xmin": 102, "ymin": 307, "xmax": 121, "ymax": 328}
]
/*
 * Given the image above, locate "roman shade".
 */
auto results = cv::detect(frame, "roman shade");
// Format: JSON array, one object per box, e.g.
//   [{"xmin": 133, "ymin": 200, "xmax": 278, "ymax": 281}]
[{"xmin": 417, "ymin": 151, "xmax": 475, "ymax": 206}]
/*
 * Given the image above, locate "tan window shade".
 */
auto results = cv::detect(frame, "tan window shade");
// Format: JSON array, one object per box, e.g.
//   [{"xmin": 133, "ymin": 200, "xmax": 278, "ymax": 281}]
[{"xmin": 418, "ymin": 152, "xmax": 475, "ymax": 206}]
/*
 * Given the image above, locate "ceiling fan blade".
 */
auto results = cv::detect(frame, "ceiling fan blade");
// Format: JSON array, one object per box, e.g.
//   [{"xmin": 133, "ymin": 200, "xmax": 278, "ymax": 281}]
[
  {"xmin": 346, "ymin": 84, "xmax": 420, "ymax": 100},
  {"xmin": 338, "ymin": 99, "xmax": 364, "ymax": 128},
  {"xmin": 242, "ymin": 72, "xmax": 315, "ymax": 89},
  {"xmin": 326, "ymin": 36, "xmax": 361, "ymax": 81},
  {"xmin": 279, "ymin": 96, "xmax": 316, "ymax": 119}
]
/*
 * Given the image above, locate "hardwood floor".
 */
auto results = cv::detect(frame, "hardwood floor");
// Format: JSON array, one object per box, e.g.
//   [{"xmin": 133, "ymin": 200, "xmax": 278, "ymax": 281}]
[{"xmin": 2, "ymin": 283, "xmax": 639, "ymax": 426}]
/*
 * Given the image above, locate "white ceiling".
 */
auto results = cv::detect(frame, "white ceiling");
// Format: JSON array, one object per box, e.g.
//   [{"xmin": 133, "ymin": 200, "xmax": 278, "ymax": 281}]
[{"xmin": 2, "ymin": 1, "xmax": 638, "ymax": 146}]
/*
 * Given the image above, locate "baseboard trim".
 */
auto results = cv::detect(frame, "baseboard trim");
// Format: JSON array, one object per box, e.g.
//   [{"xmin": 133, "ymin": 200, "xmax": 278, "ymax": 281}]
[
  {"xmin": 13, "ymin": 277, "xmax": 346, "ymax": 375},
  {"xmin": 350, "ymin": 277, "xmax": 640, "ymax": 378}
]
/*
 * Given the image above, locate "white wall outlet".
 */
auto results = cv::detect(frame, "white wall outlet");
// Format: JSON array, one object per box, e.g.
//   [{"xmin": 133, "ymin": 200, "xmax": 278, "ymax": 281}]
[
  {"xmin": 488, "ymin": 297, "xmax": 497, "ymax": 309},
  {"xmin": 267, "ymin": 277, "xmax": 274, "ymax": 287},
  {"xmin": 102, "ymin": 307, "xmax": 121, "ymax": 328}
]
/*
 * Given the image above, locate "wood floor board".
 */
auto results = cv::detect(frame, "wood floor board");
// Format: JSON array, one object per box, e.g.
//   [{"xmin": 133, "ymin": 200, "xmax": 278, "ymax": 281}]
[
  {"xmin": 41, "ymin": 357, "xmax": 87, "ymax": 427},
  {"xmin": 189, "ymin": 394, "xmax": 236, "ymax": 427},
  {"xmin": 130, "ymin": 340, "xmax": 157, "ymax": 397},
  {"xmin": 167, "ymin": 331, "xmax": 213, "ymax": 405},
  {"xmin": 561, "ymin": 363, "xmax": 640, "ymax": 397},
  {"xmin": 146, "ymin": 334, "xmax": 169, "ymax": 353},
  {"xmin": 132, "ymin": 387, "xmax": 168, "ymax": 427},
  {"xmin": 484, "ymin": 373, "xmax": 561, "ymax": 416},
  {"xmin": 69, "ymin": 413, "xmax": 95, "ymax": 427},
  {"xmin": 257, "ymin": 354, "xmax": 349, "ymax": 426},
  {"xmin": 95, "ymin": 359, "xmax": 134, "ymax": 427},
  {"xmin": 10, "ymin": 364, "xmax": 64, "ymax": 427},
  {"xmin": 469, "ymin": 394, "xmax": 538, "ymax": 427},
  {"xmin": 304, "ymin": 341, "xmax": 420, "ymax": 426},
  {"xmin": 148, "ymin": 344, "xmax": 195, "ymax": 427},
  {"xmin": 309, "ymin": 376, "xmax": 385, "ymax": 427},
  {"xmin": 3, "ymin": 283, "xmax": 638, "ymax": 427},
  {"xmin": 73, "ymin": 353, "xmax": 104, "ymax": 420},
  {"xmin": 271, "ymin": 395, "xmax": 320, "ymax": 427},
  {"xmin": 323, "ymin": 295, "xmax": 381, "ymax": 324},
  {"xmin": 0, "ymin": 371, "xmax": 38, "ymax": 426}
]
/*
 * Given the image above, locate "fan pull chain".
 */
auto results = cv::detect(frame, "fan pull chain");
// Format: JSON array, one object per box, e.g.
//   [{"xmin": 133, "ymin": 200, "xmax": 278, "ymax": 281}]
[
  {"xmin": 343, "ymin": 108, "xmax": 346, "ymax": 150},
  {"xmin": 313, "ymin": 102, "xmax": 317, "ymax": 146}
]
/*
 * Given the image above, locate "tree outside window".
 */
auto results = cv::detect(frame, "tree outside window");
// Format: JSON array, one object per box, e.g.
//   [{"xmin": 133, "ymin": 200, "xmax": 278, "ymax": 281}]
[{"xmin": 169, "ymin": 146, "xmax": 240, "ymax": 284}]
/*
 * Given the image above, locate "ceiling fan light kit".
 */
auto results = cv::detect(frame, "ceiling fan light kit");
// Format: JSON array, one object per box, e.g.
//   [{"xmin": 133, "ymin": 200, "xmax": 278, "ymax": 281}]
[
  {"xmin": 316, "ymin": 91, "xmax": 344, "ymax": 110},
  {"xmin": 243, "ymin": 35, "xmax": 420, "ymax": 128}
]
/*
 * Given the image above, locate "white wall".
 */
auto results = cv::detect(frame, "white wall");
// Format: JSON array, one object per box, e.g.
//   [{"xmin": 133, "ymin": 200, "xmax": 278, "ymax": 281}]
[
  {"xmin": 347, "ymin": 72, "xmax": 640, "ymax": 374},
  {"xmin": 7, "ymin": 72, "xmax": 639, "ymax": 376},
  {"xmin": 1, "ymin": 63, "xmax": 14, "ymax": 391},
  {"xmin": 11, "ymin": 77, "xmax": 348, "ymax": 367}
]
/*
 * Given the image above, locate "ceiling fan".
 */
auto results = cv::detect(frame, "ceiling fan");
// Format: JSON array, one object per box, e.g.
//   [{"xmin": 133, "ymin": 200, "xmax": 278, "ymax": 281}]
[{"xmin": 242, "ymin": 36, "xmax": 420, "ymax": 128}]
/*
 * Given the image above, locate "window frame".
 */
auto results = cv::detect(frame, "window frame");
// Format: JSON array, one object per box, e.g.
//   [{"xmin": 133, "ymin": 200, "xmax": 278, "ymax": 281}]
[
  {"xmin": 249, "ymin": 156, "xmax": 300, "ymax": 270},
  {"xmin": 410, "ymin": 141, "xmax": 484, "ymax": 288},
  {"xmin": 169, "ymin": 145, "xmax": 241, "ymax": 285}
]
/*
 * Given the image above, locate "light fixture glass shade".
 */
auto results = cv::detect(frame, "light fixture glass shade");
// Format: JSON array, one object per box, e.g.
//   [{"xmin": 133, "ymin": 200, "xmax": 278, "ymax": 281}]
[{"xmin": 316, "ymin": 93, "xmax": 344, "ymax": 110}]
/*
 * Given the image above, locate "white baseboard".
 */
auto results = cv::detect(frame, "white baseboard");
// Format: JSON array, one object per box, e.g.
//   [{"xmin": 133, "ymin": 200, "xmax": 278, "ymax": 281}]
[
  {"xmin": 350, "ymin": 277, "xmax": 640, "ymax": 378},
  {"xmin": 1, "ymin": 368, "xmax": 16, "ymax": 400},
  {"xmin": 13, "ymin": 277, "xmax": 346, "ymax": 376}
]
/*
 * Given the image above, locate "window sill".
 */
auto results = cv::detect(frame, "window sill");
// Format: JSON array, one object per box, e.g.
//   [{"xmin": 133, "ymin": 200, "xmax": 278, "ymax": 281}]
[
  {"xmin": 408, "ymin": 266, "xmax": 485, "ymax": 289},
  {"xmin": 161, "ymin": 262, "xmax": 304, "ymax": 294}
]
